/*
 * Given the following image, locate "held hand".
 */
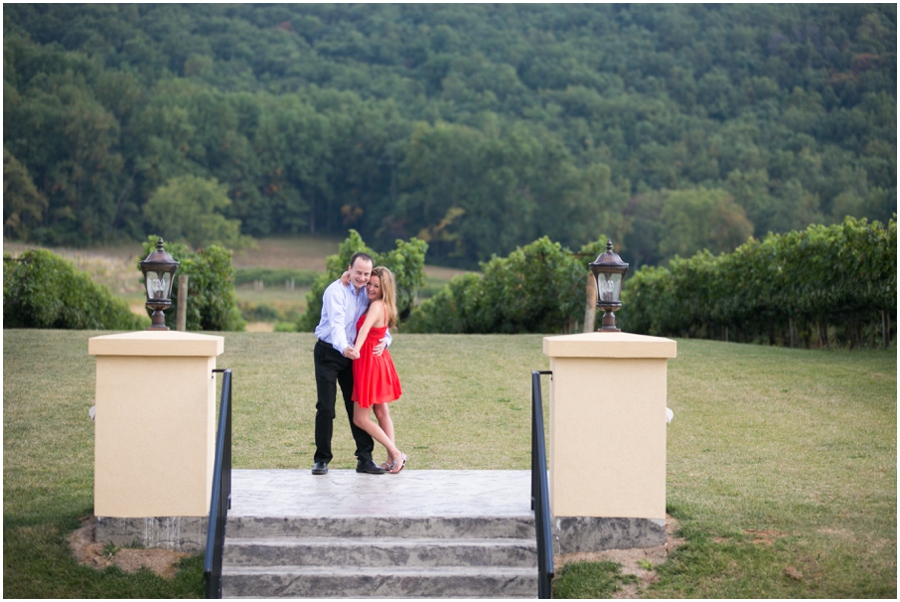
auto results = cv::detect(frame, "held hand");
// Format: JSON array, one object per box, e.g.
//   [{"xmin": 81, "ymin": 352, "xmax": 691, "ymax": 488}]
[
  {"xmin": 343, "ymin": 346, "xmax": 360, "ymax": 360},
  {"xmin": 373, "ymin": 338, "xmax": 387, "ymax": 356},
  {"xmin": 340, "ymin": 270, "xmax": 351, "ymax": 286}
]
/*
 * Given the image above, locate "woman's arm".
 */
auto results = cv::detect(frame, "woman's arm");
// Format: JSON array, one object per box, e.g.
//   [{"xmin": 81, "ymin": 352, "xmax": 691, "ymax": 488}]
[{"xmin": 354, "ymin": 300, "xmax": 384, "ymax": 351}]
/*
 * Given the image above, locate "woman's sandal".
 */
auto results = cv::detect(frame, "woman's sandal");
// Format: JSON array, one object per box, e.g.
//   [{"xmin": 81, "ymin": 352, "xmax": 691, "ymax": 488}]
[{"xmin": 389, "ymin": 452, "xmax": 408, "ymax": 474}]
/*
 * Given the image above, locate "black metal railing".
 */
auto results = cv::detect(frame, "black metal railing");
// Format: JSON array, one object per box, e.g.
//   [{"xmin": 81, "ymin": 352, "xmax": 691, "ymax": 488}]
[
  {"xmin": 204, "ymin": 368, "xmax": 232, "ymax": 599},
  {"xmin": 531, "ymin": 370, "xmax": 554, "ymax": 599}
]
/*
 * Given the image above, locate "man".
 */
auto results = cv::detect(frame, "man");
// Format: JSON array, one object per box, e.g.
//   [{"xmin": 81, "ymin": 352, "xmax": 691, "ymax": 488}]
[{"xmin": 312, "ymin": 252, "xmax": 391, "ymax": 475}]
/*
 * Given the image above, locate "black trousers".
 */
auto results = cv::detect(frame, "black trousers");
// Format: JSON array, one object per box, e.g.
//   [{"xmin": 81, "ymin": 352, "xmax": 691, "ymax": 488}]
[{"xmin": 313, "ymin": 340, "xmax": 374, "ymax": 465}]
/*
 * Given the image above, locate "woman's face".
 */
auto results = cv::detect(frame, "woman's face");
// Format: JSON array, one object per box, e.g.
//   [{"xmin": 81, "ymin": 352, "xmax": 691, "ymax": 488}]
[{"xmin": 366, "ymin": 274, "xmax": 382, "ymax": 301}]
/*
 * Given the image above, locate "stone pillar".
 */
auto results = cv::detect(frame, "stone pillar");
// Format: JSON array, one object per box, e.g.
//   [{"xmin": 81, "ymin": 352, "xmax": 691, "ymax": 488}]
[
  {"xmin": 88, "ymin": 330, "xmax": 224, "ymax": 550},
  {"xmin": 542, "ymin": 332, "xmax": 676, "ymax": 553}
]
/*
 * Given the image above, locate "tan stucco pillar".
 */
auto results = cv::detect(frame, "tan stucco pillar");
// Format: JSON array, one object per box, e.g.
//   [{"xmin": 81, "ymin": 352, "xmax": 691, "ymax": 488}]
[
  {"xmin": 89, "ymin": 331, "xmax": 224, "ymax": 524},
  {"xmin": 542, "ymin": 331, "xmax": 676, "ymax": 552}
]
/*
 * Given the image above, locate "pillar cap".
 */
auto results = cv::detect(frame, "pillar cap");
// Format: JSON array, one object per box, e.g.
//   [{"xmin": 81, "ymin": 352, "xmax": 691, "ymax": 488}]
[
  {"xmin": 543, "ymin": 332, "xmax": 676, "ymax": 359},
  {"xmin": 89, "ymin": 330, "xmax": 224, "ymax": 357}
]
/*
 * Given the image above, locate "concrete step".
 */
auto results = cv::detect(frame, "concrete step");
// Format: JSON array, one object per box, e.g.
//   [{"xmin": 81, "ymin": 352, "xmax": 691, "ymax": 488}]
[
  {"xmin": 226, "ymin": 515, "xmax": 536, "ymax": 540},
  {"xmin": 221, "ymin": 471, "xmax": 540, "ymax": 598},
  {"xmin": 221, "ymin": 565, "xmax": 538, "ymax": 598},
  {"xmin": 224, "ymin": 536, "xmax": 538, "ymax": 568}
]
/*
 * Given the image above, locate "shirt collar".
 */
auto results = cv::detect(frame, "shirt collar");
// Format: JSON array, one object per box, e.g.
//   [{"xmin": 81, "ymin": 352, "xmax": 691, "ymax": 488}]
[{"xmin": 347, "ymin": 280, "xmax": 365, "ymax": 297}]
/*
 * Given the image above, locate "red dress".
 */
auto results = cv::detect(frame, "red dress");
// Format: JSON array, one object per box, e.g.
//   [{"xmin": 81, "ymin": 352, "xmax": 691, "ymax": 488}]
[{"xmin": 351, "ymin": 311, "xmax": 402, "ymax": 409}]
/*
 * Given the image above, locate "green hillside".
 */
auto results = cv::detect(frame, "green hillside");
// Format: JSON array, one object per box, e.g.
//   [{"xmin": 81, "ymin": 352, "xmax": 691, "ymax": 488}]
[{"xmin": 3, "ymin": 4, "xmax": 896, "ymax": 268}]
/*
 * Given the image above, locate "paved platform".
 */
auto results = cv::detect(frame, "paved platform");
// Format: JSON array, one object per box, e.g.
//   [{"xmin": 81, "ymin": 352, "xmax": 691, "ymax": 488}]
[{"xmin": 231, "ymin": 469, "xmax": 533, "ymax": 519}]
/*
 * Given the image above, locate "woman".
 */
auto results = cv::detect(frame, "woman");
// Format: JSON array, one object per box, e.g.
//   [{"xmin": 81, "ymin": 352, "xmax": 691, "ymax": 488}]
[{"xmin": 351, "ymin": 266, "xmax": 407, "ymax": 473}]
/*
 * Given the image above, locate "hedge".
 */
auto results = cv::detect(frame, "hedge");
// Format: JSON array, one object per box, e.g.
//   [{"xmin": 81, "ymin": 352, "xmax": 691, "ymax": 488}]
[{"xmin": 4, "ymin": 249, "xmax": 148, "ymax": 330}]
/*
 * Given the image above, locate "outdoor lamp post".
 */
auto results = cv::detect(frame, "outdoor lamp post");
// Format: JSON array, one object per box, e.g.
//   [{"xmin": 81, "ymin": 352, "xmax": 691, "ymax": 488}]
[
  {"xmin": 140, "ymin": 237, "xmax": 179, "ymax": 330},
  {"xmin": 589, "ymin": 240, "xmax": 629, "ymax": 332}
]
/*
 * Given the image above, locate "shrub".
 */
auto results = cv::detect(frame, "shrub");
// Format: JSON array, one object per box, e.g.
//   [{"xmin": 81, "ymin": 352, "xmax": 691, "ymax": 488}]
[
  {"xmin": 621, "ymin": 217, "xmax": 897, "ymax": 348},
  {"xmin": 3, "ymin": 249, "xmax": 148, "ymax": 330},
  {"xmin": 239, "ymin": 302, "xmax": 279, "ymax": 322},
  {"xmin": 405, "ymin": 236, "xmax": 607, "ymax": 334},
  {"xmin": 239, "ymin": 302, "xmax": 285, "ymax": 322},
  {"xmin": 139, "ymin": 236, "xmax": 245, "ymax": 331},
  {"xmin": 296, "ymin": 230, "xmax": 428, "ymax": 331}
]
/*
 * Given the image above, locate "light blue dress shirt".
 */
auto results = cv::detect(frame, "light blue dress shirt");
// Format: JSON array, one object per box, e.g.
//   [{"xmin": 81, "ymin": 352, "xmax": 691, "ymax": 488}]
[{"xmin": 315, "ymin": 279, "xmax": 391, "ymax": 353}]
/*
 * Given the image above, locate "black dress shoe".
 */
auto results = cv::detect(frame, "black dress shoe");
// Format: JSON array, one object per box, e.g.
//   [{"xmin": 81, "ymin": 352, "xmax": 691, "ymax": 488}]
[
  {"xmin": 312, "ymin": 461, "xmax": 328, "ymax": 475},
  {"xmin": 355, "ymin": 460, "xmax": 386, "ymax": 474}
]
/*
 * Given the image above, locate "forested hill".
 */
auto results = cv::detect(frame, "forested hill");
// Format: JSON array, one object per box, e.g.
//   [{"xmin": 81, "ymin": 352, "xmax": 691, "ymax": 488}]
[{"xmin": 4, "ymin": 4, "xmax": 896, "ymax": 268}]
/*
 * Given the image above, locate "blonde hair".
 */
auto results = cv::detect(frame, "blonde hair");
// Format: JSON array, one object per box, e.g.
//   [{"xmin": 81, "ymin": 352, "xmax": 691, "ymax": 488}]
[{"xmin": 371, "ymin": 266, "xmax": 398, "ymax": 328}]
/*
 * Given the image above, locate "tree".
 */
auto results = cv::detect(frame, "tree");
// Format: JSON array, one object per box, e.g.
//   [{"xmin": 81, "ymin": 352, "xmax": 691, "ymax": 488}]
[
  {"xmin": 659, "ymin": 188, "xmax": 754, "ymax": 258},
  {"xmin": 3, "ymin": 148, "xmax": 47, "ymax": 241},
  {"xmin": 4, "ymin": 57, "xmax": 126, "ymax": 244},
  {"xmin": 297, "ymin": 229, "xmax": 427, "ymax": 331},
  {"xmin": 3, "ymin": 4, "xmax": 895, "ymax": 262},
  {"xmin": 726, "ymin": 168, "xmax": 779, "ymax": 238},
  {"xmin": 143, "ymin": 175, "xmax": 252, "ymax": 250}
]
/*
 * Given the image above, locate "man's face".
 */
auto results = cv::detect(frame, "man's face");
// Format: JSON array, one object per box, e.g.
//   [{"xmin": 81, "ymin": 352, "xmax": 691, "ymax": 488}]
[{"xmin": 348, "ymin": 258, "xmax": 373, "ymax": 290}]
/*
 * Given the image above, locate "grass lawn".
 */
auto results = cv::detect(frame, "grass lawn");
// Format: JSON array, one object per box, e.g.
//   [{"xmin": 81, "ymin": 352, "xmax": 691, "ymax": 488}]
[
  {"xmin": 231, "ymin": 235, "xmax": 341, "ymax": 270},
  {"xmin": 3, "ymin": 330, "xmax": 895, "ymax": 598},
  {"xmin": 654, "ymin": 340, "xmax": 896, "ymax": 598},
  {"xmin": 3, "ymin": 329, "xmax": 205, "ymax": 597}
]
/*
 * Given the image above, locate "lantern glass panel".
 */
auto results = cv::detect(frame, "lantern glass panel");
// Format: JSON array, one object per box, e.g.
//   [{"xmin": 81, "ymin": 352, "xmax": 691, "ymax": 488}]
[
  {"xmin": 145, "ymin": 271, "xmax": 171, "ymax": 300},
  {"xmin": 597, "ymin": 272, "xmax": 623, "ymax": 303}
]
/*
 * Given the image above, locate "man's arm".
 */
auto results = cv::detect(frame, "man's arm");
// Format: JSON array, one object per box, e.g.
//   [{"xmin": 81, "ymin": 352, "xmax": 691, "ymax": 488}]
[{"xmin": 373, "ymin": 328, "xmax": 392, "ymax": 355}]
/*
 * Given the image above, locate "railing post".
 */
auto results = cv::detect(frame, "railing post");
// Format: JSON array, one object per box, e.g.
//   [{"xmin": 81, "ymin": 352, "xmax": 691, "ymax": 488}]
[
  {"xmin": 205, "ymin": 368, "xmax": 232, "ymax": 599},
  {"xmin": 532, "ymin": 370, "xmax": 554, "ymax": 599}
]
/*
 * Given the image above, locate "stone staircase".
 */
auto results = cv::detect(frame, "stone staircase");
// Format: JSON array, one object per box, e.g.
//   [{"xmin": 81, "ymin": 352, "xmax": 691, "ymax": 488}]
[
  {"xmin": 221, "ymin": 469, "xmax": 539, "ymax": 598},
  {"xmin": 221, "ymin": 515, "xmax": 537, "ymax": 597}
]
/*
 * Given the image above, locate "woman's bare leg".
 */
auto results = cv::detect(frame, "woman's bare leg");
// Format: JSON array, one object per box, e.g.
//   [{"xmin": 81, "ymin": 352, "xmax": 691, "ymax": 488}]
[
  {"xmin": 372, "ymin": 403, "xmax": 395, "ymax": 443},
  {"xmin": 353, "ymin": 403, "xmax": 400, "ymax": 462}
]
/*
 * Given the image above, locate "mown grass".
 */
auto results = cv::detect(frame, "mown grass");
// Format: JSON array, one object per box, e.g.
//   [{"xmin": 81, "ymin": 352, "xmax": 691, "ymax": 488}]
[
  {"xmin": 553, "ymin": 561, "xmax": 639, "ymax": 598},
  {"xmin": 231, "ymin": 235, "xmax": 341, "ymax": 270},
  {"xmin": 217, "ymin": 331, "xmax": 550, "ymax": 470},
  {"xmin": 3, "ymin": 329, "xmax": 206, "ymax": 597},
  {"xmin": 3, "ymin": 330, "xmax": 895, "ymax": 598},
  {"xmin": 655, "ymin": 340, "xmax": 896, "ymax": 598}
]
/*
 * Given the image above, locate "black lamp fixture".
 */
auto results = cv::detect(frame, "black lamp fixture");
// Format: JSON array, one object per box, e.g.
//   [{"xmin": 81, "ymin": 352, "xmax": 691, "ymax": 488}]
[
  {"xmin": 589, "ymin": 240, "xmax": 629, "ymax": 332},
  {"xmin": 139, "ymin": 237, "xmax": 179, "ymax": 330}
]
